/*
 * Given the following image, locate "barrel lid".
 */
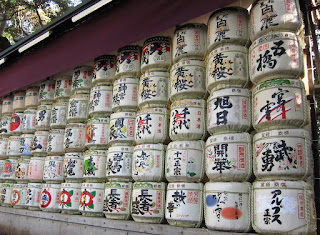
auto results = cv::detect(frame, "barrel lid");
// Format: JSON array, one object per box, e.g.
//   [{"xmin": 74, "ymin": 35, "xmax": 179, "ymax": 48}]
[
  {"xmin": 14, "ymin": 90, "xmax": 26, "ymax": 95},
  {"xmin": 171, "ymin": 60, "xmax": 205, "ymax": 71},
  {"xmin": 13, "ymin": 183, "xmax": 28, "ymax": 188},
  {"xmin": 1, "ymin": 115, "xmax": 11, "ymax": 120},
  {"xmin": 250, "ymin": 31, "xmax": 297, "ymax": 48},
  {"xmin": 12, "ymin": 112, "xmax": 23, "ymax": 115},
  {"xmin": 0, "ymin": 137, "xmax": 8, "ymax": 141},
  {"xmin": 20, "ymin": 134, "xmax": 34, "ymax": 138},
  {"xmin": 91, "ymin": 85, "xmax": 112, "ymax": 91},
  {"xmin": 87, "ymin": 117, "xmax": 110, "ymax": 124},
  {"xmin": 110, "ymin": 111, "xmax": 136, "ymax": 119},
  {"xmin": 81, "ymin": 182, "xmax": 105, "ymax": 189},
  {"xmin": 117, "ymin": 45, "xmax": 141, "ymax": 53},
  {"xmin": 23, "ymin": 109, "xmax": 37, "ymax": 114},
  {"xmin": 8, "ymin": 136, "xmax": 21, "ymax": 140},
  {"xmin": 61, "ymin": 182, "xmax": 81, "ymax": 188},
  {"xmin": 108, "ymin": 145, "xmax": 134, "ymax": 153},
  {"xmin": 114, "ymin": 77, "xmax": 138, "ymax": 85},
  {"xmin": 134, "ymin": 143, "xmax": 165, "ymax": 152},
  {"xmin": 69, "ymin": 93, "xmax": 90, "ymax": 99},
  {"xmin": 45, "ymin": 156, "xmax": 64, "ymax": 161},
  {"xmin": 254, "ymin": 128, "xmax": 311, "ymax": 142},
  {"xmin": 34, "ymin": 131, "xmax": 49, "ymax": 135},
  {"xmin": 26, "ymin": 86, "xmax": 40, "ymax": 91},
  {"xmin": 3, "ymin": 95, "xmax": 13, "ymax": 99},
  {"xmin": 209, "ymin": 44, "xmax": 248, "ymax": 57},
  {"xmin": 206, "ymin": 132, "xmax": 252, "ymax": 146},
  {"xmin": 94, "ymin": 54, "xmax": 116, "ymax": 62},
  {"xmin": 74, "ymin": 65, "xmax": 93, "ymax": 71},
  {"xmin": 85, "ymin": 149, "xmax": 107, "ymax": 156},
  {"xmin": 168, "ymin": 140, "xmax": 205, "ymax": 150},
  {"xmin": 137, "ymin": 107, "xmax": 167, "ymax": 116},
  {"xmin": 205, "ymin": 182, "xmax": 250, "ymax": 193},
  {"xmin": 65, "ymin": 123, "xmax": 86, "ymax": 129},
  {"xmin": 65, "ymin": 152, "xmax": 85, "ymax": 158},
  {"xmin": 37, "ymin": 104, "xmax": 52, "ymax": 109},
  {"xmin": 53, "ymin": 75, "xmax": 72, "ymax": 80},
  {"xmin": 143, "ymin": 36, "xmax": 171, "ymax": 46},
  {"xmin": 40, "ymin": 79, "xmax": 55, "ymax": 85},
  {"xmin": 133, "ymin": 182, "xmax": 165, "ymax": 189},
  {"xmin": 2, "ymin": 183, "xmax": 13, "ymax": 187},
  {"xmin": 253, "ymin": 180, "xmax": 308, "ymax": 189},
  {"xmin": 253, "ymin": 79, "xmax": 304, "ymax": 94},
  {"xmin": 168, "ymin": 182, "xmax": 203, "ymax": 191},
  {"xmin": 209, "ymin": 88, "xmax": 250, "ymax": 100},
  {"xmin": 27, "ymin": 183, "xmax": 42, "ymax": 188},
  {"xmin": 42, "ymin": 183, "xmax": 61, "ymax": 189},
  {"xmin": 171, "ymin": 99, "xmax": 205, "ymax": 109},
  {"xmin": 17, "ymin": 158, "xmax": 30, "ymax": 163},
  {"xmin": 209, "ymin": 6, "xmax": 248, "ymax": 19},
  {"xmin": 29, "ymin": 156, "xmax": 45, "ymax": 161},
  {"xmin": 174, "ymin": 23, "xmax": 207, "ymax": 33},
  {"xmin": 105, "ymin": 182, "xmax": 133, "ymax": 189},
  {"xmin": 49, "ymin": 129, "xmax": 65, "ymax": 134},
  {"xmin": 52, "ymin": 101, "xmax": 68, "ymax": 107},
  {"xmin": 140, "ymin": 71, "xmax": 169, "ymax": 79}
]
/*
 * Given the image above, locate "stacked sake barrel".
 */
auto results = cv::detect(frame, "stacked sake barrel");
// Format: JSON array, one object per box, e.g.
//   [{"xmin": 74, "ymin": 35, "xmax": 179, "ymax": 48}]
[
  {"xmin": 204, "ymin": 7, "xmax": 252, "ymax": 233},
  {"xmin": 249, "ymin": 0, "xmax": 316, "ymax": 234}
]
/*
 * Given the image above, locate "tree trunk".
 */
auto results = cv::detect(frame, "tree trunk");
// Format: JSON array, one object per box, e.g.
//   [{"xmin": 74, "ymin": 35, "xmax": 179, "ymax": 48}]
[{"xmin": 0, "ymin": 14, "xmax": 8, "ymax": 36}]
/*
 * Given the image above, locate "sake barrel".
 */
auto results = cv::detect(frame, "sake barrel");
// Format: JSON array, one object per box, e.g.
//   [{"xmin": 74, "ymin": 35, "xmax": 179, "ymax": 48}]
[
  {"xmin": 252, "ymin": 180, "xmax": 316, "ymax": 234},
  {"xmin": 131, "ymin": 182, "xmax": 166, "ymax": 223},
  {"xmin": 14, "ymin": 158, "xmax": 30, "ymax": 181},
  {"xmin": 207, "ymin": 88, "xmax": 251, "ymax": 134},
  {"xmin": 109, "ymin": 112, "xmax": 136, "ymax": 145},
  {"xmin": 112, "ymin": 77, "xmax": 138, "ymax": 112},
  {"xmin": 83, "ymin": 150, "xmax": 107, "ymax": 182},
  {"xmin": 250, "ymin": 0, "xmax": 303, "ymax": 41},
  {"xmin": 43, "ymin": 156, "xmax": 64, "ymax": 183},
  {"xmin": 253, "ymin": 129, "xmax": 312, "ymax": 180},
  {"xmin": 141, "ymin": 36, "xmax": 172, "ymax": 73},
  {"xmin": 54, "ymin": 75, "xmax": 72, "ymax": 100},
  {"xmin": 71, "ymin": 65, "xmax": 93, "ymax": 94},
  {"xmin": 12, "ymin": 90, "xmax": 26, "ymax": 112},
  {"xmin": 67, "ymin": 94, "xmax": 89, "ymax": 123},
  {"xmin": 7, "ymin": 136, "xmax": 21, "ymax": 157},
  {"xmin": 165, "ymin": 183, "xmax": 203, "ymax": 228},
  {"xmin": 207, "ymin": 7, "xmax": 249, "ymax": 51},
  {"xmin": 10, "ymin": 113, "xmax": 23, "ymax": 135},
  {"xmin": 79, "ymin": 182, "xmax": 105, "ymax": 217},
  {"xmin": 27, "ymin": 157, "xmax": 44, "ymax": 182},
  {"xmin": 252, "ymin": 79, "xmax": 308, "ymax": 131},
  {"xmin": 21, "ymin": 109, "xmax": 37, "ymax": 134},
  {"xmin": 47, "ymin": 129, "xmax": 65, "ymax": 155},
  {"xmin": 2, "ymin": 95, "xmax": 13, "ymax": 116},
  {"xmin": 64, "ymin": 123, "xmax": 86, "ymax": 152},
  {"xmin": 204, "ymin": 182, "xmax": 251, "ymax": 232},
  {"xmin": 92, "ymin": 55, "xmax": 116, "ymax": 86},
  {"xmin": 19, "ymin": 134, "xmax": 33, "ymax": 156},
  {"xmin": 85, "ymin": 117, "xmax": 109, "ymax": 149},
  {"xmin": 205, "ymin": 133, "xmax": 252, "ymax": 181},
  {"xmin": 104, "ymin": 182, "xmax": 132, "ymax": 220},
  {"xmin": 60, "ymin": 182, "xmax": 81, "ymax": 214},
  {"xmin": 249, "ymin": 32, "xmax": 303, "ymax": 85},
  {"xmin": 0, "ymin": 160, "xmax": 4, "ymax": 179},
  {"xmin": 0, "ymin": 138, "xmax": 8, "ymax": 158},
  {"xmin": 11, "ymin": 183, "xmax": 28, "ymax": 208},
  {"xmin": 106, "ymin": 145, "xmax": 133, "ymax": 182},
  {"xmin": 3, "ymin": 158, "xmax": 17, "ymax": 180},
  {"xmin": 50, "ymin": 101, "xmax": 68, "ymax": 129},
  {"xmin": 88, "ymin": 85, "xmax": 112, "ymax": 117},
  {"xmin": 1, "ymin": 183, "xmax": 13, "ymax": 206},
  {"xmin": 64, "ymin": 152, "xmax": 84, "ymax": 182},
  {"xmin": 25, "ymin": 182, "xmax": 42, "ymax": 210},
  {"xmin": 206, "ymin": 45, "xmax": 249, "ymax": 92},
  {"xmin": 0, "ymin": 116, "xmax": 11, "ymax": 136},
  {"xmin": 135, "ymin": 107, "xmax": 168, "ymax": 144},
  {"xmin": 170, "ymin": 60, "xmax": 206, "ymax": 101},
  {"xmin": 35, "ymin": 104, "xmax": 52, "ymax": 131},
  {"xmin": 138, "ymin": 71, "xmax": 169, "ymax": 109},
  {"xmin": 172, "ymin": 23, "xmax": 207, "ymax": 63},
  {"xmin": 31, "ymin": 131, "xmax": 48, "ymax": 157},
  {"xmin": 170, "ymin": 99, "xmax": 206, "ymax": 140},
  {"xmin": 25, "ymin": 86, "xmax": 39, "ymax": 109},
  {"xmin": 132, "ymin": 144, "xmax": 165, "ymax": 182},
  {"xmin": 40, "ymin": 183, "xmax": 61, "ymax": 212},
  {"xmin": 166, "ymin": 140, "xmax": 205, "ymax": 183},
  {"xmin": 115, "ymin": 45, "xmax": 141, "ymax": 79},
  {"xmin": 38, "ymin": 79, "xmax": 55, "ymax": 104}
]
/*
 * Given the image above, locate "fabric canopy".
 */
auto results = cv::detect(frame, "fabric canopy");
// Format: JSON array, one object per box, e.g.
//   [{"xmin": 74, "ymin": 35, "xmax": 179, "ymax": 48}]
[{"xmin": 0, "ymin": 0, "xmax": 236, "ymax": 96}]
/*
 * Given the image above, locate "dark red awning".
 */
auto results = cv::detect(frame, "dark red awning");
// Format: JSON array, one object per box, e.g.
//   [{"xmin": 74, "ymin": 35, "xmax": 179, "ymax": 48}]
[{"xmin": 0, "ymin": 0, "xmax": 236, "ymax": 96}]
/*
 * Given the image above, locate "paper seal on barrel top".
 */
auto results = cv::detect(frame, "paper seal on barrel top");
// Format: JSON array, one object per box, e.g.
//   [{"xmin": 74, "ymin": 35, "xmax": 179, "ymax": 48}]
[
  {"xmin": 92, "ymin": 55, "xmax": 116, "ymax": 86},
  {"xmin": 115, "ymin": 45, "xmax": 141, "ymax": 79}
]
